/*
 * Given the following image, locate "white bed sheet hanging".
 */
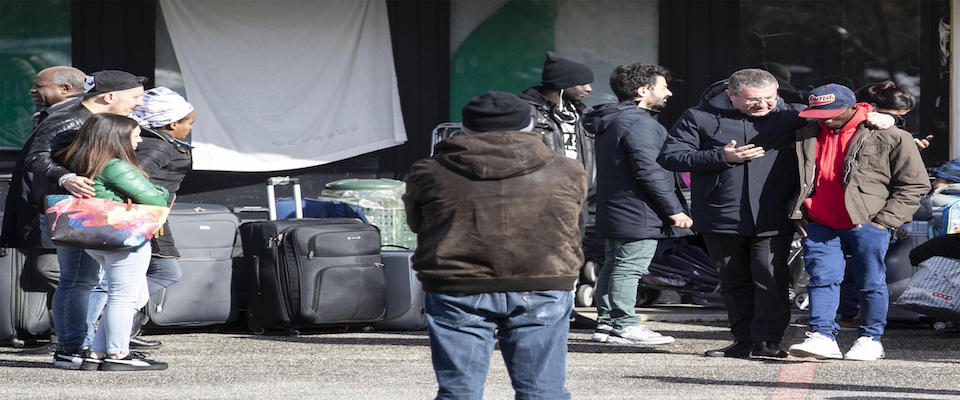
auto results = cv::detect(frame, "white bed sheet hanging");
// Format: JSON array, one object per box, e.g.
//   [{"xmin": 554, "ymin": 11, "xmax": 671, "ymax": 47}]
[{"xmin": 159, "ymin": 0, "xmax": 406, "ymax": 171}]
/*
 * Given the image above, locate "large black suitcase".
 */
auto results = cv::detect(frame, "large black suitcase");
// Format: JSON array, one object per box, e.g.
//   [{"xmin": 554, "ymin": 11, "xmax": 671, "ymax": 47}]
[
  {"xmin": 145, "ymin": 203, "xmax": 241, "ymax": 327},
  {"xmin": 240, "ymin": 218, "xmax": 387, "ymax": 333},
  {"xmin": 373, "ymin": 251, "xmax": 426, "ymax": 331},
  {"xmin": 0, "ymin": 247, "xmax": 52, "ymax": 346}
]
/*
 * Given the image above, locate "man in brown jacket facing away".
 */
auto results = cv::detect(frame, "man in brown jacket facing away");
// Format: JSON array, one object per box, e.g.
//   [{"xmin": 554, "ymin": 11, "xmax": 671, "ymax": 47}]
[
  {"xmin": 787, "ymin": 84, "xmax": 929, "ymax": 362},
  {"xmin": 404, "ymin": 91, "xmax": 587, "ymax": 399}
]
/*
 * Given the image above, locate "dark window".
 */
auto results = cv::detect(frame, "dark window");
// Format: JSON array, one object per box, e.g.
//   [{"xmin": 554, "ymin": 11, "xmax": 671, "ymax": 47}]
[
  {"xmin": 0, "ymin": 0, "xmax": 71, "ymax": 150},
  {"xmin": 739, "ymin": 0, "xmax": 949, "ymax": 165}
]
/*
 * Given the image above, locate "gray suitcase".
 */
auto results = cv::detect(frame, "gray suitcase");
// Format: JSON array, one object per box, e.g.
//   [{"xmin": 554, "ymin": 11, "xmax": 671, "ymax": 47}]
[
  {"xmin": 0, "ymin": 247, "xmax": 52, "ymax": 346},
  {"xmin": 373, "ymin": 251, "xmax": 425, "ymax": 331},
  {"xmin": 146, "ymin": 203, "xmax": 240, "ymax": 327}
]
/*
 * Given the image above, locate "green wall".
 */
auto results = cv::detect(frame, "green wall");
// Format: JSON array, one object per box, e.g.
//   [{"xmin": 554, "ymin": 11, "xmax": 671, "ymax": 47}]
[
  {"xmin": 449, "ymin": 0, "xmax": 562, "ymax": 120},
  {"xmin": 0, "ymin": 0, "xmax": 71, "ymax": 149}
]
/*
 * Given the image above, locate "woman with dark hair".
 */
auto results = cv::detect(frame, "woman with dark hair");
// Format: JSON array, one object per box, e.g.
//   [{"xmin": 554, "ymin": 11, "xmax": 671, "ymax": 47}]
[
  {"xmin": 55, "ymin": 113, "xmax": 169, "ymax": 371},
  {"xmin": 82, "ymin": 87, "xmax": 195, "ymax": 350},
  {"xmin": 855, "ymin": 80, "xmax": 930, "ymax": 149}
]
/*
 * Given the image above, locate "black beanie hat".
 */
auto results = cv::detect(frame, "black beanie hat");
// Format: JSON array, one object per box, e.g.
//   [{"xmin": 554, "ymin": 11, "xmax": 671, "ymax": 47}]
[
  {"xmin": 541, "ymin": 51, "xmax": 594, "ymax": 90},
  {"xmin": 461, "ymin": 91, "xmax": 532, "ymax": 132}
]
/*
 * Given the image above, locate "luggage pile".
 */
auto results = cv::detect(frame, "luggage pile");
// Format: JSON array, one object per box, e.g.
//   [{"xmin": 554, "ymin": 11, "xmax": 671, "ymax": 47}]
[
  {"xmin": 237, "ymin": 177, "xmax": 426, "ymax": 334},
  {"xmin": 0, "ymin": 177, "xmax": 427, "ymax": 346}
]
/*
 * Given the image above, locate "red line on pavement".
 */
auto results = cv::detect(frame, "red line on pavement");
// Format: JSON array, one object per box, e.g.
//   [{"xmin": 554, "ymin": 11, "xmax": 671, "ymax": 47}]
[{"xmin": 770, "ymin": 361, "xmax": 817, "ymax": 400}]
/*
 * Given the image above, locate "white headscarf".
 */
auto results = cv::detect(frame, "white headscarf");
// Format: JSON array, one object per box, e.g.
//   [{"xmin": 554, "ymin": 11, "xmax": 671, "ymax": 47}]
[{"xmin": 131, "ymin": 86, "xmax": 194, "ymax": 128}]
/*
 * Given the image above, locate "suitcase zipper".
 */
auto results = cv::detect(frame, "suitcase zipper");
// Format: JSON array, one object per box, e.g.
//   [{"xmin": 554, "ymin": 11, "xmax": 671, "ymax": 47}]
[
  {"xmin": 275, "ymin": 229, "xmax": 295, "ymax": 323},
  {"xmin": 156, "ymin": 288, "xmax": 167, "ymax": 313}
]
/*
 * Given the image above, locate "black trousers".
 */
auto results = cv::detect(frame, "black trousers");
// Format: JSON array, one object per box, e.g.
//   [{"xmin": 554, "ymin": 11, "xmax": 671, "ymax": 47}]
[
  {"xmin": 702, "ymin": 233, "xmax": 792, "ymax": 343},
  {"xmin": 20, "ymin": 248, "xmax": 59, "ymax": 293}
]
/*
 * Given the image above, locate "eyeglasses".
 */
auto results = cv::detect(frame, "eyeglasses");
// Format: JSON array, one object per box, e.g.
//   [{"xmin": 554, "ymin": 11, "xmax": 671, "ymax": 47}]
[{"xmin": 735, "ymin": 93, "xmax": 778, "ymax": 106}]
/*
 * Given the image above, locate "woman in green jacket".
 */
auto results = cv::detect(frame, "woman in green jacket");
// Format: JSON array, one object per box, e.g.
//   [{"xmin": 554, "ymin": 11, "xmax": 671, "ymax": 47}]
[{"xmin": 55, "ymin": 113, "xmax": 169, "ymax": 371}]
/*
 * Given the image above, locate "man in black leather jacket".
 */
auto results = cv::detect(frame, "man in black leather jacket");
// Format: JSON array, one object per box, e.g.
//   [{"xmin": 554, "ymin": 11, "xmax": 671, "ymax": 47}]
[
  {"xmin": 2, "ymin": 66, "xmax": 85, "ymax": 298},
  {"xmin": 82, "ymin": 86, "xmax": 195, "ymax": 350},
  {"xmin": 519, "ymin": 51, "xmax": 596, "ymax": 188},
  {"xmin": 519, "ymin": 52, "xmax": 598, "ymax": 328},
  {"xmin": 21, "ymin": 70, "xmax": 147, "ymax": 369}
]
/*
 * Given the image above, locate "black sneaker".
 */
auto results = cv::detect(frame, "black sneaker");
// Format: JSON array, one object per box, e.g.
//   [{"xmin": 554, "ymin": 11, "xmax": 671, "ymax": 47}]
[
  {"xmin": 750, "ymin": 341, "xmax": 788, "ymax": 359},
  {"xmin": 52, "ymin": 351, "xmax": 83, "ymax": 370},
  {"xmin": 21, "ymin": 343, "xmax": 57, "ymax": 355},
  {"xmin": 129, "ymin": 336, "xmax": 162, "ymax": 350},
  {"xmin": 79, "ymin": 351, "xmax": 104, "ymax": 371},
  {"xmin": 704, "ymin": 341, "xmax": 752, "ymax": 358},
  {"xmin": 100, "ymin": 352, "xmax": 168, "ymax": 371}
]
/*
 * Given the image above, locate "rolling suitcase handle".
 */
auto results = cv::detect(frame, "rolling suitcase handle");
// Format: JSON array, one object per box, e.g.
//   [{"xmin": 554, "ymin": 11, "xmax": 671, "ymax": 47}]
[{"xmin": 266, "ymin": 176, "xmax": 303, "ymax": 220}]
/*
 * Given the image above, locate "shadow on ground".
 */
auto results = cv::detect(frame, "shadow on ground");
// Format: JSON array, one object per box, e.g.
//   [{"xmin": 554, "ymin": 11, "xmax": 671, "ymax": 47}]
[{"xmin": 631, "ymin": 375, "xmax": 960, "ymax": 397}]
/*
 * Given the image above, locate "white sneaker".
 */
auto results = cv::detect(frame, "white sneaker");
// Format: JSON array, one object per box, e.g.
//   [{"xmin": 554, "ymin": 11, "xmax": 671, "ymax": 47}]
[
  {"xmin": 607, "ymin": 325, "xmax": 675, "ymax": 345},
  {"xmin": 591, "ymin": 324, "xmax": 613, "ymax": 343},
  {"xmin": 844, "ymin": 336, "xmax": 885, "ymax": 361},
  {"xmin": 788, "ymin": 332, "xmax": 843, "ymax": 359}
]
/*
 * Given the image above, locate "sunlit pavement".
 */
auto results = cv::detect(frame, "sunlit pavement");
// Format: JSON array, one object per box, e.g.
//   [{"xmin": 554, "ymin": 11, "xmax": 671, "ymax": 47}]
[{"xmin": 0, "ymin": 305, "xmax": 956, "ymax": 399}]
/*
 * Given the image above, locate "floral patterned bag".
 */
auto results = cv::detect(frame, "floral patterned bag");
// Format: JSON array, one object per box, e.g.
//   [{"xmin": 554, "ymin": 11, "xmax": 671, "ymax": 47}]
[{"xmin": 44, "ymin": 194, "xmax": 170, "ymax": 250}]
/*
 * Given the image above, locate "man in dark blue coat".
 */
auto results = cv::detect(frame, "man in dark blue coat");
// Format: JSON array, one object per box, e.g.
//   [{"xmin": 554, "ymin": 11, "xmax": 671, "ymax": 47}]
[
  {"xmin": 659, "ymin": 68, "xmax": 802, "ymax": 359},
  {"xmin": 583, "ymin": 64, "xmax": 691, "ymax": 345}
]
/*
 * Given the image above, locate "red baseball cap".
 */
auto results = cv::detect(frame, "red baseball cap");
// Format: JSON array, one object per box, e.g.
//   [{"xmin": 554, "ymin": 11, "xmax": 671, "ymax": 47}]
[{"xmin": 798, "ymin": 84, "xmax": 856, "ymax": 119}]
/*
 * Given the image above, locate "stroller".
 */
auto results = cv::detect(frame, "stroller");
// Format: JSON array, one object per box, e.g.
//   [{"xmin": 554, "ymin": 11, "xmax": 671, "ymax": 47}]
[
  {"xmin": 642, "ymin": 235, "xmax": 722, "ymax": 306},
  {"xmin": 580, "ymin": 221, "xmax": 810, "ymax": 309}
]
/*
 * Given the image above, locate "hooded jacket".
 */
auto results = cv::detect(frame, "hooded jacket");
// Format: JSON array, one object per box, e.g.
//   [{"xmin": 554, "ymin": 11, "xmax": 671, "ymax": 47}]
[
  {"xmin": 519, "ymin": 86, "xmax": 596, "ymax": 189},
  {"xmin": 789, "ymin": 118, "xmax": 930, "ymax": 228},
  {"xmin": 583, "ymin": 102, "xmax": 690, "ymax": 239},
  {"xmin": 403, "ymin": 131, "xmax": 587, "ymax": 294},
  {"xmin": 659, "ymin": 80, "xmax": 804, "ymax": 236}
]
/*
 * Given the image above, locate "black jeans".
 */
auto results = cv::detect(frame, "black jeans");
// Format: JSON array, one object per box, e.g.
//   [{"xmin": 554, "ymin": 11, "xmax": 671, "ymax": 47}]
[
  {"xmin": 702, "ymin": 233, "xmax": 792, "ymax": 343},
  {"xmin": 20, "ymin": 247, "xmax": 59, "ymax": 293}
]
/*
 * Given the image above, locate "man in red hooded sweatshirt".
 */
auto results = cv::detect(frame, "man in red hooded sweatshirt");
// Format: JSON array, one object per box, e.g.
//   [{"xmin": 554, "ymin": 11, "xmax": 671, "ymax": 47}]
[{"xmin": 787, "ymin": 84, "xmax": 929, "ymax": 361}]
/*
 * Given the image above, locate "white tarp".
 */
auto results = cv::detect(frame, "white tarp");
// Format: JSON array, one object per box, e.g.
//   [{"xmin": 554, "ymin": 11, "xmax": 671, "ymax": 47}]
[{"xmin": 159, "ymin": 0, "xmax": 406, "ymax": 171}]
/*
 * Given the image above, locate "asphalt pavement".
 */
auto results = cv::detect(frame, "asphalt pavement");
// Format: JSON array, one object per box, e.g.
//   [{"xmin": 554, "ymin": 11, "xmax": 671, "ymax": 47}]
[{"xmin": 0, "ymin": 305, "xmax": 957, "ymax": 400}]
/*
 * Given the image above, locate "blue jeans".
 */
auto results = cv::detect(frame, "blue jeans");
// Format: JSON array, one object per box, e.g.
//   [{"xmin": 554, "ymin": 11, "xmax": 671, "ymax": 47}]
[
  {"xmin": 51, "ymin": 246, "xmax": 101, "ymax": 354},
  {"xmin": 425, "ymin": 291, "xmax": 572, "ymax": 400},
  {"xmin": 594, "ymin": 238, "xmax": 657, "ymax": 328},
  {"xmin": 802, "ymin": 221, "xmax": 891, "ymax": 340},
  {"xmin": 85, "ymin": 245, "xmax": 152, "ymax": 355},
  {"xmin": 83, "ymin": 257, "xmax": 183, "ymax": 347},
  {"xmin": 837, "ymin": 261, "xmax": 860, "ymax": 320}
]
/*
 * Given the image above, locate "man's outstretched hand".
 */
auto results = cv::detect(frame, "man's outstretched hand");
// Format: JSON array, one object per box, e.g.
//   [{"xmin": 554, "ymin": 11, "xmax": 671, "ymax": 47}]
[{"xmin": 722, "ymin": 140, "xmax": 765, "ymax": 163}]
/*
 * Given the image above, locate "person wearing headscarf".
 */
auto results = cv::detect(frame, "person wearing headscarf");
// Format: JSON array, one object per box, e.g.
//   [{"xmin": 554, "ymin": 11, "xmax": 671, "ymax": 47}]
[{"xmin": 83, "ymin": 86, "xmax": 195, "ymax": 350}]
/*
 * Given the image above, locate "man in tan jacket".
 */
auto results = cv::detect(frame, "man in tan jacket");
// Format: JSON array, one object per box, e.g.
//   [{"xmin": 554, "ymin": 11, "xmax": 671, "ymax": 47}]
[{"xmin": 787, "ymin": 84, "xmax": 929, "ymax": 362}]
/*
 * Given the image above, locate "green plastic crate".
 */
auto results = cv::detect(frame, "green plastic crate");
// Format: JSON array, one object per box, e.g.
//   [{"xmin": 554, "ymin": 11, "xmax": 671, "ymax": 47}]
[{"xmin": 321, "ymin": 179, "xmax": 416, "ymax": 250}]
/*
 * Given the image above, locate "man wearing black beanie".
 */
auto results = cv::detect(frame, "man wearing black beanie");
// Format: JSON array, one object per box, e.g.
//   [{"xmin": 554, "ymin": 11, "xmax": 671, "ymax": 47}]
[
  {"xmin": 405, "ymin": 91, "xmax": 586, "ymax": 399},
  {"xmin": 520, "ymin": 53, "xmax": 598, "ymax": 330},
  {"xmin": 519, "ymin": 51, "xmax": 596, "ymax": 188}
]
